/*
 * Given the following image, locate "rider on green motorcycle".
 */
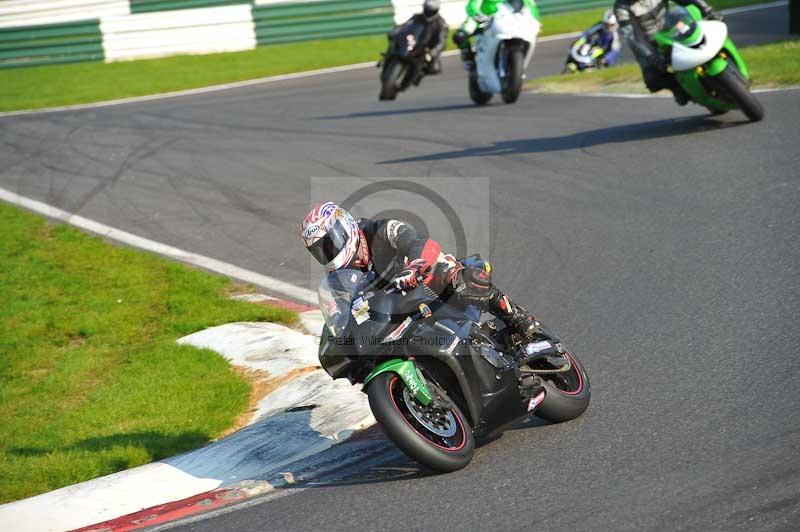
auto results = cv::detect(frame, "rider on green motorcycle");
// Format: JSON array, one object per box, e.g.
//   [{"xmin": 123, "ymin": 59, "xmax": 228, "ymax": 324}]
[
  {"xmin": 614, "ymin": 0, "xmax": 722, "ymax": 104},
  {"xmin": 453, "ymin": 0, "xmax": 541, "ymax": 70}
]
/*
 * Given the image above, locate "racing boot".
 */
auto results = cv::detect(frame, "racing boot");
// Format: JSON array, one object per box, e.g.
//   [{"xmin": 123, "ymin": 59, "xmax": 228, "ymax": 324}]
[
  {"xmin": 460, "ymin": 47, "xmax": 475, "ymax": 72},
  {"xmin": 518, "ymin": 373, "xmax": 545, "ymax": 399},
  {"xmin": 488, "ymin": 291, "xmax": 537, "ymax": 339}
]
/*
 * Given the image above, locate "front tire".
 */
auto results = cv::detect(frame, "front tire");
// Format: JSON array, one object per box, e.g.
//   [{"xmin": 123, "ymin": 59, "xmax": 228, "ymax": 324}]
[
  {"xmin": 535, "ymin": 350, "xmax": 591, "ymax": 423},
  {"xmin": 367, "ymin": 373, "xmax": 475, "ymax": 472},
  {"xmin": 379, "ymin": 59, "xmax": 404, "ymax": 101},
  {"xmin": 714, "ymin": 65, "xmax": 764, "ymax": 122},
  {"xmin": 501, "ymin": 48, "xmax": 524, "ymax": 104}
]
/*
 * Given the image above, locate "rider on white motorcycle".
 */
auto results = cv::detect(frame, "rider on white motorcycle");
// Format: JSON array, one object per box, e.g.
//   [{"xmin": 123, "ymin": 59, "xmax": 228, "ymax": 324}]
[
  {"xmin": 301, "ymin": 202, "xmax": 538, "ymax": 339},
  {"xmin": 452, "ymin": 0, "xmax": 541, "ymax": 70}
]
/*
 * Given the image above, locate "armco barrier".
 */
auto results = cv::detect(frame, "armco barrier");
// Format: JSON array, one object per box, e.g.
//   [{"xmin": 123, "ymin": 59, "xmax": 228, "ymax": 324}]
[
  {"xmin": 130, "ymin": 0, "xmax": 252, "ymax": 14},
  {"xmin": 253, "ymin": 0, "xmax": 395, "ymax": 45},
  {"xmin": 0, "ymin": 0, "xmax": 611, "ymax": 69},
  {"xmin": 392, "ymin": 0, "xmax": 466, "ymax": 25},
  {"xmin": 392, "ymin": 0, "xmax": 609, "ymax": 27},
  {"xmin": 537, "ymin": 0, "xmax": 609, "ymax": 15},
  {"xmin": 101, "ymin": 4, "xmax": 256, "ymax": 62},
  {"xmin": 0, "ymin": 19, "xmax": 104, "ymax": 68},
  {"xmin": 0, "ymin": 0, "xmax": 128, "ymax": 29}
]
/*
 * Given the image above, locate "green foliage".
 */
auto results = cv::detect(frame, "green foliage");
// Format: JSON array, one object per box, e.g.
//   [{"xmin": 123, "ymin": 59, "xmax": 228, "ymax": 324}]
[{"xmin": 0, "ymin": 203, "xmax": 294, "ymax": 503}]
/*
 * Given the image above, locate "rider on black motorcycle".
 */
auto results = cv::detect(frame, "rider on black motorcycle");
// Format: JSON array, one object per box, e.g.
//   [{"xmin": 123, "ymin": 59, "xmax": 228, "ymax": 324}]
[
  {"xmin": 389, "ymin": 0, "xmax": 449, "ymax": 74},
  {"xmin": 301, "ymin": 202, "xmax": 538, "ymax": 339},
  {"xmin": 614, "ymin": 0, "xmax": 722, "ymax": 104}
]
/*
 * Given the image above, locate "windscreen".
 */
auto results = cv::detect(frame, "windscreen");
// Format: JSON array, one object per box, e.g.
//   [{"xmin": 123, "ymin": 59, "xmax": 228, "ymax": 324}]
[
  {"xmin": 318, "ymin": 269, "xmax": 368, "ymax": 337},
  {"xmin": 663, "ymin": 7, "xmax": 698, "ymax": 42}
]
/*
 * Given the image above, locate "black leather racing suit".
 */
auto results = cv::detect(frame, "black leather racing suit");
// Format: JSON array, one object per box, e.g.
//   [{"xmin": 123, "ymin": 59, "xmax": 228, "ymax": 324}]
[
  {"xmin": 356, "ymin": 218, "xmax": 533, "ymax": 332},
  {"xmin": 614, "ymin": 0, "xmax": 716, "ymax": 92},
  {"xmin": 390, "ymin": 13, "xmax": 449, "ymax": 73}
]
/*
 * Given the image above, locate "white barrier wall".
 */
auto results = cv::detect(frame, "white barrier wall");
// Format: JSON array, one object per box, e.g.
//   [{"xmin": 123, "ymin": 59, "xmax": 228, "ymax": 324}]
[
  {"xmin": 0, "ymin": 0, "xmax": 129, "ymax": 29},
  {"xmin": 100, "ymin": 4, "xmax": 257, "ymax": 62},
  {"xmin": 391, "ymin": 0, "xmax": 468, "ymax": 27}
]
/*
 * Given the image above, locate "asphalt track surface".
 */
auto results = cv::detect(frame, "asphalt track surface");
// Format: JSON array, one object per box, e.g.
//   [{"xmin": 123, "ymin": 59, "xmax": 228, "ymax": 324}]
[{"xmin": 1, "ymin": 5, "xmax": 798, "ymax": 531}]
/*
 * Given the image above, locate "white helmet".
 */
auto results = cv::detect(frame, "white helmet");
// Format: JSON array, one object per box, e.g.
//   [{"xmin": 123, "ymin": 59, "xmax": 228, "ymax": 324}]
[
  {"xmin": 301, "ymin": 202, "xmax": 360, "ymax": 271},
  {"xmin": 603, "ymin": 10, "xmax": 619, "ymax": 30}
]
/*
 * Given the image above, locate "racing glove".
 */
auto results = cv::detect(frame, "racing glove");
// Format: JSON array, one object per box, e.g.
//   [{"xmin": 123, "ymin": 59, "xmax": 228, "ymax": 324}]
[
  {"xmin": 474, "ymin": 15, "xmax": 490, "ymax": 28},
  {"xmin": 452, "ymin": 29, "xmax": 469, "ymax": 47},
  {"xmin": 705, "ymin": 9, "xmax": 724, "ymax": 21},
  {"xmin": 391, "ymin": 259, "xmax": 428, "ymax": 290}
]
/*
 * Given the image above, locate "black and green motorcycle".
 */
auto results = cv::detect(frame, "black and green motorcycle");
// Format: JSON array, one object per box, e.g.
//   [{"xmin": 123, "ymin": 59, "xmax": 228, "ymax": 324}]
[
  {"xmin": 317, "ymin": 267, "xmax": 590, "ymax": 472},
  {"xmin": 655, "ymin": 5, "xmax": 763, "ymax": 121}
]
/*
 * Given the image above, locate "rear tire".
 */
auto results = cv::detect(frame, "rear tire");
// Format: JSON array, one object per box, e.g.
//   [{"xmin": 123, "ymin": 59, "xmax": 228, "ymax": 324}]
[
  {"xmin": 469, "ymin": 73, "xmax": 492, "ymax": 105},
  {"xmin": 379, "ymin": 59, "xmax": 403, "ymax": 101},
  {"xmin": 714, "ymin": 65, "xmax": 764, "ymax": 122},
  {"xmin": 501, "ymin": 48, "xmax": 524, "ymax": 104},
  {"xmin": 535, "ymin": 350, "xmax": 591, "ymax": 423},
  {"xmin": 367, "ymin": 373, "xmax": 475, "ymax": 472}
]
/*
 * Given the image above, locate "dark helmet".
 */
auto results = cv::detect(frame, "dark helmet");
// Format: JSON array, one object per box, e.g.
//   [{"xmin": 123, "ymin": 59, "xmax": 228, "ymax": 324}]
[{"xmin": 423, "ymin": 0, "xmax": 440, "ymax": 19}]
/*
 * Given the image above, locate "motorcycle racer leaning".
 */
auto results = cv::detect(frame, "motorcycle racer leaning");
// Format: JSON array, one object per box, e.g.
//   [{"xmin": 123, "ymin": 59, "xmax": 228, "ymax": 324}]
[
  {"xmin": 571, "ymin": 10, "xmax": 623, "ymax": 67},
  {"xmin": 390, "ymin": 0, "xmax": 449, "ymax": 74},
  {"xmin": 452, "ymin": 0, "xmax": 541, "ymax": 70},
  {"xmin": 301, "ymin": 202, "xmax": 538, "ymax": 340},
  {"xmin": 614, "ymin": 0, "xmax": 722, "ymax": 104}
]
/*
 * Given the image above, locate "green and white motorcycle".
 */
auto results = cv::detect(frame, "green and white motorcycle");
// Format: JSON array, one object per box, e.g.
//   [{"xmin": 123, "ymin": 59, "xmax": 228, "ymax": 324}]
[{"xmin": 654, "ymin": 5, "xmax": 763, "ymax": 121}]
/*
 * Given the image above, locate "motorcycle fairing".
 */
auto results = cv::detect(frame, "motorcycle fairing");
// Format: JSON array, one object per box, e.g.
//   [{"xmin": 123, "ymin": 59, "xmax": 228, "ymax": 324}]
[
  {"xmin": 668, "ymin": 21, "xmax": 727, "ymax": 71},
  {"xmin": 475, "ymin": 4, "xmax": 539, "ymax": 94},
  {"xmin": 363, "ymin": 358, "xmax": 433, "ymax": 405},
  {"xmin": 653, "ymin": 6, "xmax": 751, "ymax": 112}
]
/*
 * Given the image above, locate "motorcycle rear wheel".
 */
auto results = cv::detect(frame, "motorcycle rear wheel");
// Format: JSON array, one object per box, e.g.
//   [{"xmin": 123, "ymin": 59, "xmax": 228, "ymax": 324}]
[
  {"xmin": 368, "ymin": 372, "xmax": 475, "ymax": 472},
  {"xmin": 501, "ymin": 48, "xmax": 524, "ymax": 104},
  {"xmin": 533, "ymin": 350, "xmax": 591, "ymax": 423}
]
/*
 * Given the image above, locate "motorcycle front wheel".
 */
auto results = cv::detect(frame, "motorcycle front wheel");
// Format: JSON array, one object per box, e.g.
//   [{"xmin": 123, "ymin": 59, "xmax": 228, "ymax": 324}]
[
  {"xmin": 379, "ymin": 58, "xmax": 404, "ymax": 101},
  {"xmin": 532, "ymin": 349, "xmax": 591, "ymax": 423},
  {"xmin": 367, "ymin": 372, "xmax": 475, "ymax": 472},
  {"xmin": 713, "ymin": 64, "xmax": 764, "ymax": 122},
  {"xmin": 501, "ymin": 48, "xmax": 524, "ymax": 104}
]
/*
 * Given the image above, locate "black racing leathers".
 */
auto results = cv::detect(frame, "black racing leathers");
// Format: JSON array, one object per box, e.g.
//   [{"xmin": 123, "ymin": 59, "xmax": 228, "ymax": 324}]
[
  {"xmin": 614, "ymin": 0, "xmax": 714, "ymax": 91},
  {"xmin": 391, "ymin": 13, "xmax": 449, "ymax": 70},
  {"xmin": 358, "ymin": 218, "xmax": 441, "ymax": 282},
  {"xmin": 356, "ymin": 219, "xmax": 535, "ymax": 336}
]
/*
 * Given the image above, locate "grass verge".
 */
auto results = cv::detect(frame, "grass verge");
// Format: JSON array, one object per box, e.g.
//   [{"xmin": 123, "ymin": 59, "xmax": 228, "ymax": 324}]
[
  {"xmin": 529, "ymin": 39, "xmax": 800, "ymax": 94},
  {"xmin": 0, "ymin": 0, "xmax": 771, "ymax": 111},
  {"xmin": 0, "ymin": 202, "xmax": 295, "ymax": 504}
]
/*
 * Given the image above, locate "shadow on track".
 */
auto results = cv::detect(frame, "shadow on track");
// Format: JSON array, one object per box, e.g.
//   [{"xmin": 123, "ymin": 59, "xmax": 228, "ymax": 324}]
[
  {"xmin": 269, "ymin": 417, "xmax": 555, "ymax": 490},
  {"xmin": 380, "ymin": 114, "xmax": 749, "ymax": 163},
  {"xmin": 311, "ymin": 103, "xmax": 476, "ymax": 121}
]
